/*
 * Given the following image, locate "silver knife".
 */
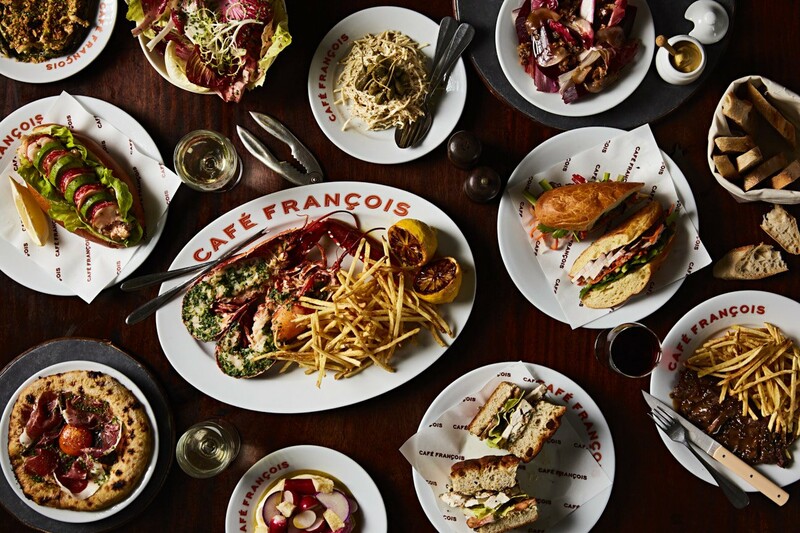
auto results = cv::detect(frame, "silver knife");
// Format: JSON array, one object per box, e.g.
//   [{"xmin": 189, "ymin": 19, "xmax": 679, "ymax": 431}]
[{"xmin": 642, "ymin": 391, "xmax": 789, "ymax": 506}]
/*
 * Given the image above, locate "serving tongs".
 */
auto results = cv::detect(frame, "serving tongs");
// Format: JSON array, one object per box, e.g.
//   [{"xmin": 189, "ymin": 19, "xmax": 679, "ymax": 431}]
[
  {"xmin": 236, "ymin": 112, "xmax": 323, "ymax": 186},
  {"xmin": 124, "ymin": 226, "xmax": 271, "ymax": 325}
]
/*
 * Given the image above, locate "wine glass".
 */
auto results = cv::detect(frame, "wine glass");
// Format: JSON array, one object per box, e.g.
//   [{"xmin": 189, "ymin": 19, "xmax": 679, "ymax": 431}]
[{"xmin": 175, "ymin": 419, "xmax": 241, "ymax": 478}]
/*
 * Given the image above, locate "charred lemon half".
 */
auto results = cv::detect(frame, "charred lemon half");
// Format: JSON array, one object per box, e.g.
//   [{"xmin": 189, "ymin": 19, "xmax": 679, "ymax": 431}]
[
  {"xmin": 388, "ymin": 218, "xmax": 438, "ymax": 268},
  {"xmin": 413, "ymin": 256, "xmax": 462, "ymax": 304}
]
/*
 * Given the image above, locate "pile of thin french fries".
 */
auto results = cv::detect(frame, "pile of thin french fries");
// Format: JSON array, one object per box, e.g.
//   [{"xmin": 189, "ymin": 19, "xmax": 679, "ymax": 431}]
[
  {"xmin": 253, "ymin": 239, "xmax": 453, "ymax": 387},
  {"xmin": 685, "ymin": 323, "xmax": 800, "ymax": 436}
]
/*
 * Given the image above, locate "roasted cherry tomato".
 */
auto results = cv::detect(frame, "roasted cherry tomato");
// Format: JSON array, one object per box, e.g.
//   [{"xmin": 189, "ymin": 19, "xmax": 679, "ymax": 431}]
[{"xmin": 58, "ymin": 425, "xmax": 93, "ymax": 456}]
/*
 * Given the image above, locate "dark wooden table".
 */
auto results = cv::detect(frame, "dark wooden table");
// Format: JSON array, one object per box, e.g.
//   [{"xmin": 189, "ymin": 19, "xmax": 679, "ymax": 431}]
[{"xmin": 2, "ymin": 1, "xmax": 800, "ymax": 531}]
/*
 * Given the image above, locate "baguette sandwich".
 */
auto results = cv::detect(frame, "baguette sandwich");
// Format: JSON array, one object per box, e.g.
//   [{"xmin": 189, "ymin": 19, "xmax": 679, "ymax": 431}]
[
  {"xmin": 569, "ymin": 200, "xmax": 678, "ymax": 309},
  {"xmin": 468, "ymin": 381, "xmax": 566, "ymax": 463},
  {"xmin": 16, "ymin": 124, "xmax": 145, "ymax": 248},
  {"xmin": 440, "ymin": 454, "xmax": 539, "ymax": 533},
  {"xmin": 531, "ymin": 181, "xmax": 644, "ymax": 241}
]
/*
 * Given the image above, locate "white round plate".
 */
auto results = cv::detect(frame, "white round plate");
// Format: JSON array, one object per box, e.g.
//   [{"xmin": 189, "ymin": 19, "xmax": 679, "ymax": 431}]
[
  {"xmin": 308, "ymin": 6, "xmax": 468, "ymax": 165},
  {"xmin": 137, "ymin": 36, "xmax": 211, "ymax": 95},
  {"xmin": 414, "ymin": 362, "xmax": 615, "ymax": 532},
  {"xmin": 0, "ymin": 360, "xmax": 159, "ymax": 523},
  {"xmin": 650, "ymin": 290, "xmax": 800, "ymax": 489},
  {"xmin": 0, "ymin": 0, "xmax": 117, "ymax": 83},
  {"xmin": 497, "ymin": 126, "xmax": 699, "ymax": 329},
  {"xmin": 0, "ymin": 95, "xmax": 167, "ymax": 296},
  {"xmin": 155, "ymin": 182, "xmax": 475, "ymax": 412},
  {"xmin": 495, "ymin": 0, "xmax": 654, "ymax": 117},
  {"xmin": 226, "ymin": 445, "xmax": 387, "ymax": 533}
]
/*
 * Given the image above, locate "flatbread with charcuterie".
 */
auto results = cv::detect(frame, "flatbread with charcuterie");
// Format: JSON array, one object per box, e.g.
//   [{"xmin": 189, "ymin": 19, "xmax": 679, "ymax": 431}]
[{"xmin": 7, "ymin": 370, "xmax": 153, "ymax": 511}]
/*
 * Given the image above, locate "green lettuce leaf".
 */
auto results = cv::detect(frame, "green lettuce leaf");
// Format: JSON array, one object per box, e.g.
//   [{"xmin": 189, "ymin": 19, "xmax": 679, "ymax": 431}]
[{"xmin": 252, "ymin": 1, "xmax": 292, "ymax": 89}]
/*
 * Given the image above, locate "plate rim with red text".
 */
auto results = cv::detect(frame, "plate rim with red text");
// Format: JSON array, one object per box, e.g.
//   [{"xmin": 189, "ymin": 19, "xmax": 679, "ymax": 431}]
[
  {"xmin": 0, "ymin": 0, "xmax": 118, "ymax": 83},
  {"xmin": 413, "ymin": 361, "xmax": 615, "ymax": 533},
  {"xmin": 650, "ymin": 290, "xmax": 800, "ymax": 489},
  {"xmin": 224, "ymin": 444, "xmax": 387, "ymax": 533},
  {"xmin": 155, "ymin": 181, "xmax": 476, "ymax": 413},
  {"xmin": 306, "ymin": 6, "xmax": 467, "ymax": 165}
]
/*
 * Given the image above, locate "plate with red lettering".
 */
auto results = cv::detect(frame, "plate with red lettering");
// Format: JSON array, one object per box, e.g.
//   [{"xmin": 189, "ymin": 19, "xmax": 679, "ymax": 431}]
[
  {"xmin": 650, "ymin": 290, "xmax": 800, "ymax": 489},
  {"xmin": 307, "ymin": 6, "xmax": 468, "ymax": 164},
  {"xmin": 0, "ymin": 95, "xmax": 168, "ymax": 296},
  {"xmin": 225, "ymin": 445, "xmax": 387, "ymax": 533},
  {"xmin": 0, "ymin": 1, "xmax": 117, "ymax": 83},
  {"xmin": 412, "ymin": 361, "xmax": 615, "ymax": 533},
  {"xmin": 155, "ymin": 181, "xmax": 476, "ymax": 412}
]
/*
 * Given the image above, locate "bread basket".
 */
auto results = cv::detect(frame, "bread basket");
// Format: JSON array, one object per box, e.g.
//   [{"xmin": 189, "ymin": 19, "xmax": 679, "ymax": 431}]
[{"xmin": 708, "ymin": 75, "xmax": 800, "ymax": 203}]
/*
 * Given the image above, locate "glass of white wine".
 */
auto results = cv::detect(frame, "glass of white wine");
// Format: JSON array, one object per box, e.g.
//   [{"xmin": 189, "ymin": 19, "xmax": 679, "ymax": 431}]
[
  {"xmin": 173, "ymin": 129, "xmax": 242, "ymax": 192},
  {"xmin": 175, "ymin": 419, "xmax": 241, "ymax": 478}
]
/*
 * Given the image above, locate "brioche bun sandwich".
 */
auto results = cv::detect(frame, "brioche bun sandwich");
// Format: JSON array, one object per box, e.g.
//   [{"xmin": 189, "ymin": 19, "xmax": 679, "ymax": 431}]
[
  {"xmin": 440, "ymin": 454, "xmax": 539, "ymax": 533},
  {"xmin": 468, "ymin": 381, "xmax": 566, "ymax": 463},
  {"xmin": 569, "ymin": 200, "xmax": 678, "ymax": 309},
  {"xmin": 16, "ymin": 124, "xmax": 145, "ymax": 248},
  {"xmin": 531, "ymin": 180, "xmax": 644, "ymax": 242}
]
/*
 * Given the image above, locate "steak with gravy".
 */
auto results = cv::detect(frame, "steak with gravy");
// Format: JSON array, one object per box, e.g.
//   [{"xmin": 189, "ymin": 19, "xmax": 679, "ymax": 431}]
[{"xmin": 671, "ymin": 369, "xmax": 793, "ymax": 467}]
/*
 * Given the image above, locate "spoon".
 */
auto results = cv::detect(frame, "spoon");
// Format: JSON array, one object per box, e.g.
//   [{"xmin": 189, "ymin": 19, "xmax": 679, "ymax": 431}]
[
  {"xmin": 396, "ymin": 21, "xmax": 474, "ymax": 149},
  {"xmin": 656, "ymin": 35, "xmax": 687, "ymax": 69}
]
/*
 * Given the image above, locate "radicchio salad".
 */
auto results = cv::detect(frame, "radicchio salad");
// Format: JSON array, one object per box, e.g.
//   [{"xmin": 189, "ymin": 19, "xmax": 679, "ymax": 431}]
[
  {"xmin": 126, "ymin": 0, "xmax": 291, "ymax": 102},
  {"xmin": 514, "ymin": 0, "xmax": 640, "ymax": 104}
]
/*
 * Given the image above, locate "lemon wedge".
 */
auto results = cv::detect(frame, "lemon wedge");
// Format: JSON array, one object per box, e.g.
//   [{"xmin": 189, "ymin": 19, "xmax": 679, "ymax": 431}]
[
  {"xmin": 388, "ymin": 218, "xmax": 438, "ymax": 268},
  {"xmin": 413, "ymin": 256, "xmax": 462, "ymax": 304},
  {"xmin": 164, "ymin": 41, "xmax": 212, "ymax": 94},
  {"xmin": 8, "ymin": 176, "xmax": 49, "ymax": 246}
]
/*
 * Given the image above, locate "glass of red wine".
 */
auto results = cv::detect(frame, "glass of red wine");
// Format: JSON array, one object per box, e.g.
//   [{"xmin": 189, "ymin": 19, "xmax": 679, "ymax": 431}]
[{"xmin": 594, "ymin": 323, "xmax": 662, "ymax": 378}]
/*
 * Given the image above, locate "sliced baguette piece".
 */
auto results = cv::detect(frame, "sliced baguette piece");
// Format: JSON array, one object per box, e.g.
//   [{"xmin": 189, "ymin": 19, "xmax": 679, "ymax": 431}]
[
  {"xmin": 745, "ymin": 81, "xmax": 797, "ymax": 147},
  {"xmin": 713, "ymin": 154, "xmax": 739, "ymax": 181},
  {"xmin": 712, "ymin": 243, "xmax": 788, "ymax": 280},
  {"xmin": 714, "ymin": 135, "xmax": 756, "ymax": 153},
  {"xmin": 722, "ymin": 92, "xmax": 757, "ymax": 134},
  {"xmin": 761, "ymin": 204, "xmax": 800, "ymax": 254},
  {"xmin": 736, "ymin": 146, "xmax": 763, "ymax": 173},
  {"xmin": 743, "ymin": 153, "xmax": 789, "ymax": 191},
  {"xmin": 770, "ymin": 160, "xmax": 800, "ymax": 190}
]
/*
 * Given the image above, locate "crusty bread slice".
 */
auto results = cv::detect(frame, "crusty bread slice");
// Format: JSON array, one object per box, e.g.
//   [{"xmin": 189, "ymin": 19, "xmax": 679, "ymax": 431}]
[
  {"xmin": 736, "ymin": 146, "xmax": 763, "ymax": 173},
  {"xmin": 722, "ymin": 92, "xmax": 757, "ymax": 134},
  {"xmin": 713, "ymin": 154, "xmax": 740, "ymax": 181},
  {"xmin": 468, "ymin": 381, "xmax": 520, "ymax": 439},
  {"xmin": 713, "ymin": 243, "xmax": 788, "ymax": 280},
  {"xmin": 507, "ymin": 402, "xmax": 566, "ymax": 463},
  {"xmin": 714, "ymin": 135, "xmax": 755, "ymax": 153},
  {"xmin": 475, "ymin": 503, "xmax": 539, "ymax": 533},
  {"xmin": 449, "ymin": 455, "xmax": 520, "ymax": 495},
  {"xmin": 745, "ymin": 81, "xmax": 797, "ymax": 147},
  {"xmin": 569, "ymin": 201, "xmax": 663, "ymax": 277},
  {"xmin": 743, "ymin": 153, "xmax": 789, "ymax": 191},
  {"xmin": 770, "ymin": 160, "xmax": 800, "ymax": 190},
  {"xmin": 761, "ymin": 204, "xmax": 800, "ymax": 255},
  {"xmin": 534, "ymin": 181, "xmax": 643, "ymax": 232}
]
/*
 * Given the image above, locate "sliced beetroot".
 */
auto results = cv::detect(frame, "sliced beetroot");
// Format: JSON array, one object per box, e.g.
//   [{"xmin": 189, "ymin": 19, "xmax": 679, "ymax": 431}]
[
  {"xmin": 315, "ymin": 490, "xmax": 350, "ymax": 521},
  {"xmin": 305, "ymin": 513, "xmax": 329, "ymax": 533},
  {"xmin": 292, "ymin": 510, "xmax": 318, "ymax": 529},
  {"xmin": 346, "ymin": 496, "xmax": 358, "ymax": 514},
  {"xmin": 261, "ymin": 491, "xmax": 283, "ymax": 524},
  {"xmin": 284, "ymin": 477, "xmax": 317, "ymax": 495}
]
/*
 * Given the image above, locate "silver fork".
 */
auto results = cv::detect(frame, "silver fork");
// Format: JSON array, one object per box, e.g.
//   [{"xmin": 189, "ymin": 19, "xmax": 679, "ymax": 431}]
[{"xmin": 648, "ymin": 406, "xmax": 750, "ymax": 509}]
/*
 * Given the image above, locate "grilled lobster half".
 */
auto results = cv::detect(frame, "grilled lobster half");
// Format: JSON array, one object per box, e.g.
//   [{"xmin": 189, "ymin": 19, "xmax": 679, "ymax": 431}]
[{"xmin": 181, "ymin": 212, "xmax": 380, "ymax": 378}]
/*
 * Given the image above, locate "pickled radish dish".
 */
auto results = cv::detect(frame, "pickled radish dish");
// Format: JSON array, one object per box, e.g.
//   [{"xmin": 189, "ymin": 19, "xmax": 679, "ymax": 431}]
[{"xmin": 254, "ymin": 472, "xmax": 358, "ymax": 533}]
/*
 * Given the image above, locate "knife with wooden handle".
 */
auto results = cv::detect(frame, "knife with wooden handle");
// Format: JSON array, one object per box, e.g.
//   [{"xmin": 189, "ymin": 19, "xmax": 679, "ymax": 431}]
[{"xmin": 642, "ymin": 391, "xmax": 789, "ymax": 506}]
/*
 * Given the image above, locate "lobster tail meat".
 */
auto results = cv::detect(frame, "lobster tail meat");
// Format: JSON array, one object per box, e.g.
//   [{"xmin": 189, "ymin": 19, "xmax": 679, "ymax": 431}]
[{"xmin": 181, "ymin": 213, "xmax": 375, "ymax": 378}]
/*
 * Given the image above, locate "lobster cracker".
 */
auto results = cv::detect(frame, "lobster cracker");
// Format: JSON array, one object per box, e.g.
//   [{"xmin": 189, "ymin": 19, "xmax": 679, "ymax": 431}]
[{"xmin": 236, "ymin": 112, "xmax": 324, "ymax": 186}]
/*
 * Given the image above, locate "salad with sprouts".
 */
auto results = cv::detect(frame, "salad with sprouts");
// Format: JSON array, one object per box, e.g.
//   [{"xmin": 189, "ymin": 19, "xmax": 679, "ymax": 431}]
[{"xmin": 126, "ymin": 0, "xmax": 291, "ymax": 102}]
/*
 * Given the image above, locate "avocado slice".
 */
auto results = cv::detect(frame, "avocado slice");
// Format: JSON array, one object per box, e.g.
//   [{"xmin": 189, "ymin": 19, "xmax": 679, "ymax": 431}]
[
  {"xmin": 79, "ymin": 190, "xmax": 114, "ymax": 220},
  {"xmin": 32, "ymin": 141, "xmax": 62, "ymax": 170}
]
